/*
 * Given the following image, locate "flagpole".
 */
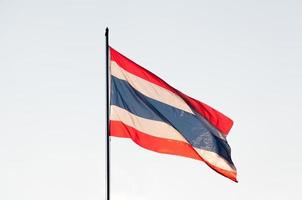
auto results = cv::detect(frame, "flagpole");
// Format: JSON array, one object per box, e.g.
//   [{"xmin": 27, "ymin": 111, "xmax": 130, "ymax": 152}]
[{"xmin": 105, "ymin": 27, "xmax": 110, "ymax": 200}]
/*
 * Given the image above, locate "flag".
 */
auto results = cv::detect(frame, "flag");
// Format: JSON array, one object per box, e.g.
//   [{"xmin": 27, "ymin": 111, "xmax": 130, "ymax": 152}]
[{"xmin": 109, "ymin": 47, "xmax": 237, "ymax": 182}]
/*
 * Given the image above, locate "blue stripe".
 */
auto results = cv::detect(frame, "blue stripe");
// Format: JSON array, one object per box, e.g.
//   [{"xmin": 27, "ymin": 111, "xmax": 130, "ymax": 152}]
[{"xmin": 111, "ymin": 75, "xmax": 234, "ymax": 165}]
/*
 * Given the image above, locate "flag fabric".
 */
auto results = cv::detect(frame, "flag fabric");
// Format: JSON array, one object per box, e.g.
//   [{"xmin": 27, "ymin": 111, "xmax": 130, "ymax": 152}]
[{"xmin": 109, "ymin": 47, "xmax": 237, "ymax": 182}]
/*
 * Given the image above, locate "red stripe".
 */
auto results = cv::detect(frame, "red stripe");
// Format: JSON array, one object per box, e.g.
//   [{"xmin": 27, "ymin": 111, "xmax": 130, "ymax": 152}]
[
  {"xmin": 110, "ymin": 120, "xmax": 237, "ymax": 182},
  {"xmin": 110, "ymin": 47, "xmax": 233, "ymax": 135}
]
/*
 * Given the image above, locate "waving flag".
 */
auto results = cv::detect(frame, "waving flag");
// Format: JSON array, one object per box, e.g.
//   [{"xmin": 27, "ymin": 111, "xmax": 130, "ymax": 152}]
[{"xmin": 109, "ymin": 47, "xmax": 237, "ymax": 182}]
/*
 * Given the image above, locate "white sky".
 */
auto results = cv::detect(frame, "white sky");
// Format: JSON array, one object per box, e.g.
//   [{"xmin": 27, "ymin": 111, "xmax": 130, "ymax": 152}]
[{"xmin": 1, "ymin": 0, "xmax": 302, "ymax": 199}]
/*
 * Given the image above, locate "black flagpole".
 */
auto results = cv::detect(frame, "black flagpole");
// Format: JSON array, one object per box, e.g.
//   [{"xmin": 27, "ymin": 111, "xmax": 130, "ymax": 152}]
[{"xmin": 105, "ymin": 27, "xmax": 110, "ymax": 200}]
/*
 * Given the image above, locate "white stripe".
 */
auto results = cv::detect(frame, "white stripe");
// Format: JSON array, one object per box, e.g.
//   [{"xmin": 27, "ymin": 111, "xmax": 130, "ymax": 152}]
[
  {"xmin": 111, "ymin": 61, "xmax": 194, "ymax": 114},
  {"xmin": 194, "ymin": 147, "xmax": 236, "ymax": 172},
  {"xmin": 110, "ymin": 105, "xmax": 187, "ymax": 142}
]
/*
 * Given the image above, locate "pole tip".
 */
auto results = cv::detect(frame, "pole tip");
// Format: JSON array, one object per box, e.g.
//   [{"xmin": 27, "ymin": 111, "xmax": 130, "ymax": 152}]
[{"xmin": 105, "ymin": 27, "xmax": 109, "ymax": 36}]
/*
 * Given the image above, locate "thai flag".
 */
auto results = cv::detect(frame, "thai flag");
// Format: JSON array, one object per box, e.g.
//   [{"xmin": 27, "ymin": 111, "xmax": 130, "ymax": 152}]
[{"xmin": 109, "ymin": 47, "xmax": 237, "ymax": 182}]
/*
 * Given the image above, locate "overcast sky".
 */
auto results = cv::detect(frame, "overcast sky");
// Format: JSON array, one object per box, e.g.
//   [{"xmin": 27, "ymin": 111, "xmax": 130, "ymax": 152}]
[{"xmin": 1, "ymin": 0, "xmax": 302, "ymax": 199}]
